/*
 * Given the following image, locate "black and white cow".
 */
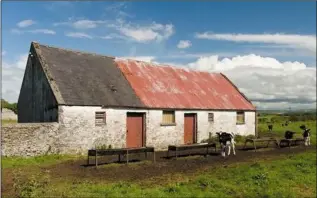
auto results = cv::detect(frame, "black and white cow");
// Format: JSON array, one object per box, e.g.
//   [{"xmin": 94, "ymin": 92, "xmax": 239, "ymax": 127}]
[
  {"xmin": 216, "ymin": 132, "xmax": 236, "ymax": 157},
  {"xmin": 268, "ymin": 124, "xmax": 273, "ymax": 131},
  {"xmin": 284, "ymin": 130, "xmax": 296, "ymax": 139},
  {"xmin": 300, "ymin": 125, "xmax": 311, "ymax": 146}
]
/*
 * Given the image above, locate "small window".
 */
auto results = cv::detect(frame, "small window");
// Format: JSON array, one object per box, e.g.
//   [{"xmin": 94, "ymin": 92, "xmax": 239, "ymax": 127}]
[
  {"xmin": 95, "ymin": 111, "xmax": 106, "ymax": 126},
  {"xmin": 208, "ymin": 113, "xmax": 214, "ymax": 122},
  {"xmin": 237, "ymin": 111, "xmax": 245, "ymax": 124},
  {"xmin": 162, "ymin": 111, "xmax": 175, "ymax": 125}
]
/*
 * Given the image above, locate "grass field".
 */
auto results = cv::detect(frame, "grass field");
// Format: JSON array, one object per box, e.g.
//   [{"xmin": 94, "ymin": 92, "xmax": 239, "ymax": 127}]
[
  {"xmin": 2, "ymin": 151, "xmax": 316, "ymax": 198},
  {"xmin": 2, "ymin": 119, "xmax": 316, "ymax": 198},
  {"xmin": 2, "ymin": 154, "xmax": 81, "ymax": 169},
  {"xmin": 257, "ymin": 120, "xmax": 316, "ymax": 145}
]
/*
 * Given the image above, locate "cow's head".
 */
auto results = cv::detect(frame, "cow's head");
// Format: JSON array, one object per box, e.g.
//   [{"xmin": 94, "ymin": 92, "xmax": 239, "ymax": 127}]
[
  {"xmin": 216, "ymin": 132, "xmax": 223, "ymax": 136},
  {"xmin": 300, "ymin": 125, "xmax": 306, "ymax": 130}
]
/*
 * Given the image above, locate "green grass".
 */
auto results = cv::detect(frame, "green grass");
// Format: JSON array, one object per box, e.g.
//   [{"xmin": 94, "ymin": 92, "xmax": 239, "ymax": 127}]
[
  {"xmin": 2, "ymin": 154, "xmax": 82, "ymax": 169},
  {"xmin": 3, "ymin": 119, "xmax": 316, "ymax": 197},
  {"xmin": 258, "ymin": 120, "xmax": 316, "ymax": 145},
  {"xmin": 1, "ymin": 119, "xmax": 17, "ymax": 125},
  {"xmin": 8, "ymin": 151, "xmax": 316, "ymax": 198}
]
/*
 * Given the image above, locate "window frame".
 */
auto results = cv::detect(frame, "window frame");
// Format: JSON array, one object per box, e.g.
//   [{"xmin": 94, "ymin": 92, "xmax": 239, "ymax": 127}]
[
  {"xmin": 236, "ymin": 111, "xmax": 245, "ymax": 125},
  {"xmin": 161, "ymin": 110, "xmax": 176, "ymax": 126},
  {"xmin": 95, "ymin": 111, "xmax": 106, "ymax": 126},
  {"xmin": 208, "ymin": 113, "xmax": 214, "ymax": 123}
]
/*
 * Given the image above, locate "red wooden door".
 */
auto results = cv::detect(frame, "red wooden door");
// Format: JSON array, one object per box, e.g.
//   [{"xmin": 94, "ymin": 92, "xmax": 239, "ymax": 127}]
[
  {"xmin": 126, "ymin": 113, "xmax": 144, "ymax": 148},
  {"xmin": 184, "ymin": 114, "xmax": 196, "ymax": 144}
]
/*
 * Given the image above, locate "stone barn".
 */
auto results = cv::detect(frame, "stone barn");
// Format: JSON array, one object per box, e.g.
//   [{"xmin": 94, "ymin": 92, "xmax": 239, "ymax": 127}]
[{"xmin": 17, "ymin": 42, "xmax": 256, "ymax": 153}]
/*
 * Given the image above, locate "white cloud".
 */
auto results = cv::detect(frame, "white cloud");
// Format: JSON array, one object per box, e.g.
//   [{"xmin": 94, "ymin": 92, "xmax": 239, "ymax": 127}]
[
  {"xmin": 17, "ymin": 19, "xmax": 36, "ymax": 28},
  {"xmin": 54, "ymin": 16, "xmax": 174, "ymax": 43},
  {"xmin": 54, "ymin": 19, "xmax": 107, "ymax": 29},
  {"xmin": 121, "ymin": 56, "xmax": 156, "ymax": 63},
  {"xmin": 195, "ymin": 33, "xmax": 316, "ymax": 52},
  {"xmin": 53, "ymin": 21, "xmax": 69, "ymax": 27},
  {"xmin": 72, "ymin": 20, "xmax": 100, "ymax": 29},
  {"xmin": 65, "ymin": 32, "xmax": 93, "ymax": 39},
  {"xmin": 15, "ymin": 54, "xmax": 29, "ymax": 69},
  {"xmin": 168, "ymin": 52, "xmax": 239, "ymax": 59},
  {"xmin": 116, "ymin": 21, "xmax": 175, "ymax": 43},
  {"xmin": 177, "ymin": 40, "xmax": 192, "ymax": 49},
  {"xmin": 11, "ymin": 28, "xmax": 56, "ymax": 35},
  {"xmin": 187, "ymin": 54, "xmax": 307, "ymax": 71},
  {"xmin": 2, "ymin": 50, "xmax": 6, "ymax": 56},
  {"xmin": 100, "ymin": 33, "xmax": 127, "ymax": 40},
  {"xmin": 186, "ymin": 54, "xmax": 316, "ymax": 110},
  {"xmin": 2, "ymin": 54, "xmax": 28, "ymax": 102},
  {"xmin": 28, "ymin": 29, "xmax": 56, "ymax": 35}
]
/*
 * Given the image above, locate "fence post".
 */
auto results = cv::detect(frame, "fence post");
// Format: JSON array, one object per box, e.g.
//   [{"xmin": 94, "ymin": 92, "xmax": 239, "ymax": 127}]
[{"xmin": 255, "ymin": 107, "xmax": 258, "ymax": 138}]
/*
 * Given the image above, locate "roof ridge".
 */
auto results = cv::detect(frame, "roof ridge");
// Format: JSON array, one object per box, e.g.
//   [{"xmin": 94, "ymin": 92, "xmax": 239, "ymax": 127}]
[
  {"xmin": 32, "ymin": 42, "xmax": 220, "ymax": 76},
  {"xmin": 114, "ymin": 57, "xmax": 222, "ymax": 75},
  {"xmin": 32, "ymin": 41, "xmax": 115, "ymax": 59}
]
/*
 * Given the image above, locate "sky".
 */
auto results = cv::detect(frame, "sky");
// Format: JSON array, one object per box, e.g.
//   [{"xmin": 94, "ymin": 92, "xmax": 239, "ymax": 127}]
[{"xmin": 1, "ymin": 1, "xmax": 316, "ymax": 110}]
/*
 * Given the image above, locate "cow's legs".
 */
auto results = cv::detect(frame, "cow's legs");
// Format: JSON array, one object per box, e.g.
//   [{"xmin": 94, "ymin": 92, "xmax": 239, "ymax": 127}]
[
  {"xmin": 231, "ymin": 142, "xmax": 236, "ymax": 155},
  {"xmin": 304, "ymin": 137, "xmax": 309, "ymax": 146},
  {"xmin": 227, "ymin": 144, "xmax": 231, "ymax": 156},
  {"xmin": 221, "ymin": 144, "xmax": 226, "ymax": 157}
]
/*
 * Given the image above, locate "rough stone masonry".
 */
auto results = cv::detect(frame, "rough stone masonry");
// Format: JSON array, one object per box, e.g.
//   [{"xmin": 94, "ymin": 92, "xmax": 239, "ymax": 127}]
[{"xmin": 2, "ymin": 106, "xmax": 255, "ymax": 157}]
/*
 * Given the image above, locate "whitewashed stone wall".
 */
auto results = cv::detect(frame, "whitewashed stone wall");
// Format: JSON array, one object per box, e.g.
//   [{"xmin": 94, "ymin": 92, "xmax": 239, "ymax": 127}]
[
  {"xmin": 58, "ymin": 106, "xmax": 256, "ymax": 152},
  {"xmin": 2, "ymin": 106, "xmax": 255, "ymax": 156}
]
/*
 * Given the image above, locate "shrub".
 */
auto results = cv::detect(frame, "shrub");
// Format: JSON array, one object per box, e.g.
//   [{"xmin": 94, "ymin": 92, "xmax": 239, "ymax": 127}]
[
  {"xmin": 233, "ymin": 135, "xmax": 244, "ymax": 143},
  {"xmin": 246, "ymin": 134, "xmax": 256, "ymax": 139},
  {"xmin": 289, "ymin": 115, "xmax": 299, "ymax": 122},
  {"xmin": 258, "ymin": 118, "xmax": 269, "ymax": 123},
  {"xmin": 271, "ymin": 116, "xmax": 288, "ymax": 123},
  {"xmin": 201, "ymin": 136, "xmax": 218, "ymax": 144},
  {"xmin": 1, "ymin": 99, "xmax": 18, "ymax": 114},
  {"xmin": 96, "ymin": 144, "xmax": 112, "ymax": 150}
]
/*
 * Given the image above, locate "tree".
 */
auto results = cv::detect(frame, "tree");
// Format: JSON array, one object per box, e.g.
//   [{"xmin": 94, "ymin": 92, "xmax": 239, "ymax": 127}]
[{"xmin": 1, "ymin": 99, "xmax": 18, "ymax": 114}]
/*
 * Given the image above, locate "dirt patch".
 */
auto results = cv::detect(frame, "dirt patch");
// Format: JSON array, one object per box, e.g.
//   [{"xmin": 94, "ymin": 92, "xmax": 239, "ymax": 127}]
[{"xmin": 2, "ymin": 145, "xmax": 315, "ymax": 197}]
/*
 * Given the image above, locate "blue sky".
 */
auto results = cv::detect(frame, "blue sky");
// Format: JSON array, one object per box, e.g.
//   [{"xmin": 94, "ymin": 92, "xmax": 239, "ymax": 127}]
[{"xmin": 1, "ymin": 1, "xmax": 316, "ymax": 110}]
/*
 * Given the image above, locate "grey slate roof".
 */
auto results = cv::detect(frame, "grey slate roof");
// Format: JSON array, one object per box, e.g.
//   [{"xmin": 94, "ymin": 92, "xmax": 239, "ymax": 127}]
[{"xmin": 33, "ymin": 42, "xmax": 144, "ymax": 107}]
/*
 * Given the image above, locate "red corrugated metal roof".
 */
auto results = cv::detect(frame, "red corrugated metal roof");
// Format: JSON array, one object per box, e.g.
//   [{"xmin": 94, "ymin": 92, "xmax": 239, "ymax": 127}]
[{"xmin": 115, "ymin": 59, "xmax": 255, "ymax": 110}]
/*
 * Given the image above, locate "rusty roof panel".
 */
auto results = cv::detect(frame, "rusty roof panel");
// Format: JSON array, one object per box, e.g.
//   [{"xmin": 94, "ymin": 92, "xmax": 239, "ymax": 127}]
[{"xmin": 115, "ymin": 59, "xmax": 255, "ymax": 110}]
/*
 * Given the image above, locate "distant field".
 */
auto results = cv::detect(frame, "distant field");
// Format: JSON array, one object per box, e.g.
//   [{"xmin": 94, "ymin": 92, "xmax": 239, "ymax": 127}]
[{"xmin": 257, "ymin": 119, "xmax": 316, "ymax": 145}]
